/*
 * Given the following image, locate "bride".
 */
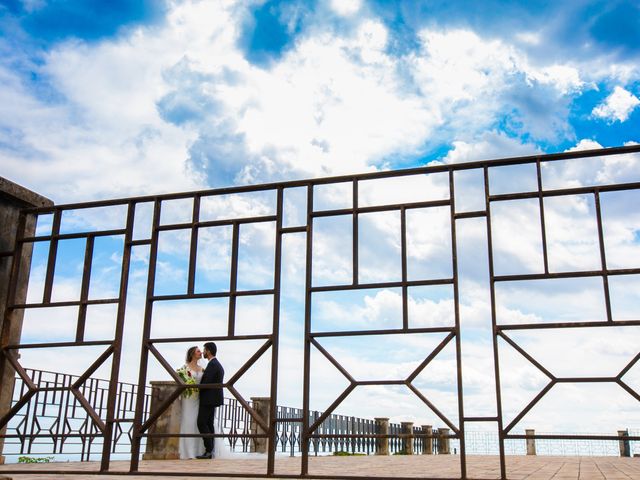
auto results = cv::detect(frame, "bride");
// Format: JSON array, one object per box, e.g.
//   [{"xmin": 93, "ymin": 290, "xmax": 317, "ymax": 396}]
[{"xmin": 178, "ymin": 346, "xmax": 204, "ymax": 459}]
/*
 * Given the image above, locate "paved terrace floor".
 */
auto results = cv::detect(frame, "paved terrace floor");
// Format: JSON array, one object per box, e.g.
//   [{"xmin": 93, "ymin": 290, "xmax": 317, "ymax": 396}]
[{"xmin": 0, "ymin": 456, "xmax": 639, "ymax": 480}]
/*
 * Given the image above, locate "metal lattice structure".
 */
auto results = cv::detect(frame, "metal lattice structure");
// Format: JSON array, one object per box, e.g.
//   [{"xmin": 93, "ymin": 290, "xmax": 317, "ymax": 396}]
[{"xmin": 1, "ymin": 145, "xmax": 639, "ymax": 479}]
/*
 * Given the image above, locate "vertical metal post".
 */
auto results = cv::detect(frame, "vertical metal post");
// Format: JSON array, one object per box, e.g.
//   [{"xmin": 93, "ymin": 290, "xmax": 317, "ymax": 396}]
[
  {"xmin": 130, "ymin": 199, "xmax": 161, "ymax": 472},
  {"xmin": 484, "ymin": 166, "xmax": 507, "ymax": 480},
  {"xmin": 76, "ymin": 235, "xmax": 94, "ymax": 342},
  {"xmin": 449, "ymin": 170, "xmax": 466, "ymax": 479},
  {"xmin": 536, "ymin": 159, "xmax": 550, "ymax": 274},
  {"xmin": 594, "ymin": 190, "xmax": 612, "ymax": 322},
  {"xmin": 100, "ymin": 202, "xmax": 135, "ymax": 471},
  {"xmin": 42, "ymin": 210, "xmax": 61, "ymax": 303},
  {"xmin": 187, "ymin": 195, "xmax": 200, "ymax": 296},
  {"xmin": 352, "ymin": 179, "xmax": 358, "ymax": 286},
  {"xmin": 0, "ymin": 212, "xmax": 27, "ymax": 404},
  {"xmin": 228, "ymin": 222, "xmax": 240, "ymax": 336},
  {"xmin": 301, "ymin": 184, "xmax": 314, "ymax": 475},
  {"xmin": 266, "ymin": 188, "xmax": 284, "ymax": 474},
  {"xmin": 400, "ymin": 207, "xmax": 408, "ymax": 330}
]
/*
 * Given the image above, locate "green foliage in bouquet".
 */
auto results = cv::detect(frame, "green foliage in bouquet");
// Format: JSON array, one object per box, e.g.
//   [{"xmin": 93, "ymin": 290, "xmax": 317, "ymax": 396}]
[{"xmin": 176, "ymin": 366, "xmax": 198, "ymax": 399}]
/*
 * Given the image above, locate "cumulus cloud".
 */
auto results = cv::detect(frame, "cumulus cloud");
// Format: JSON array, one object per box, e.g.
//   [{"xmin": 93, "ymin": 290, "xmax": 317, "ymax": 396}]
[
  {"xmin": 592, "ymin": 86, "xmax": 640, "ymax": 122},
  {"xmin": 5, "ymin": 0, "xmax": 640, "ymax": 440},
  {"xmin": 330, "ymin": 0, "xmax": 361, "ymax": 17},
  {"xmin": 1, "ymin": 1, "xmax": 609, "ymax": 204}
]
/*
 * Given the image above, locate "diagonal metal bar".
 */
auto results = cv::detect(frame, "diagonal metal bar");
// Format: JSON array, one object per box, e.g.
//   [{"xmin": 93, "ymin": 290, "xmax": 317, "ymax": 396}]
[
  {"xmin": 406, "ymin": 383, "xmax": 459, "ymax": 434},
  {"xmin": 71, "ymin": 346, "xmax": 114, "ymax": 389},
  {"xmin": 0, "ymin": 389, "xmax": 36, "ymax": 431},
  {"xmin": 147, "ymin": 343, "xmax": 186, "ymax": 384},
  {"xmin": 616, "ymin": 379, "xmax": 640, "ymax": 403},
  {"xmin": 139, "ymin": 385, "xmax": 184, "ymax": 434},
  {"xmin": 498, "ymin": 331, "xmax": 555, "ymax": 380},
  {"xmin": 406, "ymin": 332, "xmax": 456, "ymax": 383},
  {"xmin": 226, "ymin": 339, "xmax": 273, "ymax": 386},
  {"xmin": 144, "ymin": 341, "xmax": 272, "ymax": 434},
  {"xmin": 69, "ymin": 387, "xmax": 106, "ymax": 433},
  {"xmin": 225, "ymin": 384, "xmax": 269, "ymax": 433},
  {"xmin": 617, "ymin": 350, "xmax": 640, "ymax": 380},
  {"xmin": 4, "ymin": 352, "xmax": 37, "ymax": 391},
  {"xmin": 310, "ymin": 337, "xmax": 356, "ymax": 384},
  {"xmin": 503, "ymin": 380, "xmax": 556, "ymax": 434},
  {"xmin": 308, "ymin": 384, "xmax": 357, "ymax": 433}
]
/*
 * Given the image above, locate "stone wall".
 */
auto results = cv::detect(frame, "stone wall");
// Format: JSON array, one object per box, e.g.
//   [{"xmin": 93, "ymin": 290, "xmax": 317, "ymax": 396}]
[{"xmin": 0, "ymin": 177, "xmax": 53, "ymax": 464}]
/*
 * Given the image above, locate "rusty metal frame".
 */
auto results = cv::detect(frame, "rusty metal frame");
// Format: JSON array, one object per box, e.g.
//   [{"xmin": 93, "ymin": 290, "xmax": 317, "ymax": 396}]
[{"xmin": 0, "ymin": 144, "xmax": 639, "ymax": 479}]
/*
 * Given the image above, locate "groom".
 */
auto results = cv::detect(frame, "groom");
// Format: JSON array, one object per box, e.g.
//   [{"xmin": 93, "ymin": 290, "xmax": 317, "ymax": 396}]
[{"xmin": 196, "ymin": 341, "xmax": 224, "ymax": 459}]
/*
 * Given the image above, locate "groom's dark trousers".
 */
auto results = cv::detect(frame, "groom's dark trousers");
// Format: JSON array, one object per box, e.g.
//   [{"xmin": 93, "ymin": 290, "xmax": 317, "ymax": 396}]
[{"xmin": 198, "ymin": 357, "xmax": 225, "ymax": 454}]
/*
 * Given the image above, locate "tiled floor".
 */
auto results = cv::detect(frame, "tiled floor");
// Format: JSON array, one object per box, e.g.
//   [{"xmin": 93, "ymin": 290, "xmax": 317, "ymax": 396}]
[{"xmin": 0, "ymin": 455, "xmax": 639, "ymax": 479}]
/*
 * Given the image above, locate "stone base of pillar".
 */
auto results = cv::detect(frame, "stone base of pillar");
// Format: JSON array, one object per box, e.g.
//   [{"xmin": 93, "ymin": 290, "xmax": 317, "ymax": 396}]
[
  {"xmin": 250, "ymin": 397, "xmax": 271, "ymax": 454},
  {"xmin": 525, "ymin": 429, "xmax": 536, "ymax": 455},
  {"xmin": 374, "ymin": 417, "xmax": 390, "ymax": 455},
  {"xmin": 437, "ymin": 428, "xmax": 450, "ymax": 454},
  {"xmin": 421, "ymin": 425, "xmax": 433, "ymax": 455},
  {"xmin": 401, "ymin": 422, "xmax": 414, "ymax": 455},
  {"xmin": 142, "ymin": 381, "xmax": 182, "ymax": 461}
]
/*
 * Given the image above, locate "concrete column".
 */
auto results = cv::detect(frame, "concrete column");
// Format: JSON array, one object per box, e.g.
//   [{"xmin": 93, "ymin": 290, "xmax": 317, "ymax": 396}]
[
  {"xmin": 618, "ymin": 430, "xmax": 630, "ymax": 457},
  {"xmin": 525, "ymin": 429, "xmax": 536, "ymax": 455},
  {"xmin": 401, "ymin": 422, "xmax": 414, "ymax": 455},
  {"xmin": 422, "ymin": 425, "xmax": 433, "ymax": 454},
  {"xmin": 375, "ymin": 417, "xmax": 389, "ymax": 455},
  {"xmin": 142, "ymin": 381, "xmax": 182, "ymax": 460},
  {"xmin": 250, "ymin": 397, "xmax": 270, "ymax": 454},
  {"xmin": 0, "ymin": 177, "xmax": 53, "ymax": 465},
  {"xmin": 437, "ymin": 428, "xmax": 450, "ymax": 454}
]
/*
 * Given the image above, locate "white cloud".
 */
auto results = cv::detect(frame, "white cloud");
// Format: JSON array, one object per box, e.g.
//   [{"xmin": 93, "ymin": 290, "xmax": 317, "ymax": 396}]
[
  {"xmin": 330, "ymin": 0, "xmax": 361, "ymax": 17},
  {"xmin": 442, "ymin": 131, "xmax": 541, "ymax": 164},
  {"xmin": 592, "ymin": 86, "xmax": 640, "ymax": 122},
  {"xmin": 515, "ymin": 32, "xmax": 541, "ymax": 46},
  {"xmin": 5, "ymin": 1, "xmax": 640, "ymax": 440},
  {"xmin": 527, "ymin": 64, "xmax": 583, "ymax": 95},
  {"xmin": 2, "ymin": 4, "xmax": 596, "ymax": 204}
]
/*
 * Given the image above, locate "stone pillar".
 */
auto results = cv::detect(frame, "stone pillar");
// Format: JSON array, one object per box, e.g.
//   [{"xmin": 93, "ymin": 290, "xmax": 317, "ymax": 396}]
[
  {"xmin": 0, "ymin": 177, "xmax": 53, "ymax": 465},
  {"xmin": 401, "ymin": 422, "xmax": 414, "ymax": 455},
  {"xmin": 437, "ymin": 428, "xmax": 450, "ymax": 454},
  {"xmin": 525, "ymin": 429, "xmax": 536, "ymax": 455},
  {"xmin": 375, "ymin": 417, "xmax": 389, "ymax": 455},
  {"xmin": 618, "ymin": 430, "xmax": 630, "ymax": 457},
  {"xmin": 250, "ymin": 397, "xmax": 270, "ymax": 454},
  {"xmin": 142, "ymin": 381, "xmax": 182, "ymax": 460},
  {"xmin": 422, "ymin": 425, "xmax": 433, "ymax": 454}
]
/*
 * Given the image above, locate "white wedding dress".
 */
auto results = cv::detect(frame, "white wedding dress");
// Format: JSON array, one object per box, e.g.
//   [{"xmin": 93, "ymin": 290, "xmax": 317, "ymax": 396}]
[{"xmin": 179, "ymin": 369, "xmax": 203, "ymax": 459}]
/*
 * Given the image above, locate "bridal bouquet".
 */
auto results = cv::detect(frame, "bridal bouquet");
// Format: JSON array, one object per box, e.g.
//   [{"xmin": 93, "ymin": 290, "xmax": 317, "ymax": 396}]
[{"xmin": 176, "ymin": 366, "xmax": 198, "ymax": 399}]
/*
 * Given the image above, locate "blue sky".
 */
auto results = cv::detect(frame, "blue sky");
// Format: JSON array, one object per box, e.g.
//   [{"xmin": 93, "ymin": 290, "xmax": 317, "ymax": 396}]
[
  {"xmin": 2, "ymin": 0, "xmax": 640, "ymax": 438},
  {"xmin": 1, "ymin": 0, "xmax": 639, "ymax": 201}
]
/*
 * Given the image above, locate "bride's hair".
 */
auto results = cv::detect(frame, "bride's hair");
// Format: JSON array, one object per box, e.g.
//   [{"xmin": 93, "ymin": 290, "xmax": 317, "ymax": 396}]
[{"xmin": 185, "ymin": 346, "xmax": 198, "ymax": 363}]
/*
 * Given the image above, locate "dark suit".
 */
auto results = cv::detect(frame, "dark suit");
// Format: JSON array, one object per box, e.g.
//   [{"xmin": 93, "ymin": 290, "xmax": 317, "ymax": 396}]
[{"xmin": 197, "ymin": 357, "xmax": 224, "ymax": 454}]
